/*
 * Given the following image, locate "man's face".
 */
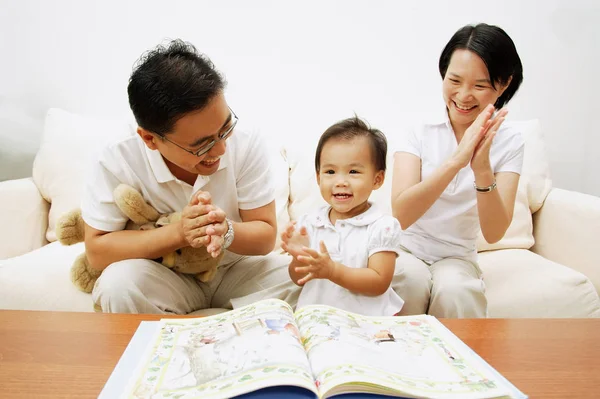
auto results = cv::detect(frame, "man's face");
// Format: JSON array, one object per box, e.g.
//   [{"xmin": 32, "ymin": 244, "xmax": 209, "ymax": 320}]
[{"xmin": 142, "ymin": 92, "xmax": 235, "ymax": 176}]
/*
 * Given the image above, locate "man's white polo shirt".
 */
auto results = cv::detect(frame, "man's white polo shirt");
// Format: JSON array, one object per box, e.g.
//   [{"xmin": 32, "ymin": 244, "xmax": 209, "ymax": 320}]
[
  {"xmin": 395, "ymin": 113, "xmax": 524, "ymax": 264},
  {"xmin": 81, "ymin": 127, "xmax": 274, "ymax": 263}
]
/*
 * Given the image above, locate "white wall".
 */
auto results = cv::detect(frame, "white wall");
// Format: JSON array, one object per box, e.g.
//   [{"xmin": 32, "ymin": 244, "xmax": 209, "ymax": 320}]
[{"xmin": 1, "ymin": 0, "xmax": 599, "ymax": 195}]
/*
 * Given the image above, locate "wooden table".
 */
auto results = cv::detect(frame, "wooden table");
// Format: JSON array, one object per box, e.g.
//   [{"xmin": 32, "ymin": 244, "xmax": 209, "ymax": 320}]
[{"xmin": 0, "ymin": 311, "xmax": 599, "ymax": 398}]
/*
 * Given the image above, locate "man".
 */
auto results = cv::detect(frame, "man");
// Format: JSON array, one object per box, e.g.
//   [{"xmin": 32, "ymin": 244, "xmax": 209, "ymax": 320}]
[{"xmin": 82, "ymin": 39, "xmax": 298, "ymax": 313}]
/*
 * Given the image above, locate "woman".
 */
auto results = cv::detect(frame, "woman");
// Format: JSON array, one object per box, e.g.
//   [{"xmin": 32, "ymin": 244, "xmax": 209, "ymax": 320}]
[{"xmin": 392, "ymin": 23, "xmax": 524, "ymax": 318}]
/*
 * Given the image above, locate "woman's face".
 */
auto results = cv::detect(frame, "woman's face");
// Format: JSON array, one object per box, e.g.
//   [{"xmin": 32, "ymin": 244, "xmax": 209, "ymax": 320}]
[{"xmin": 442, "ymin": 49, "xmax": 509, "ymax": 130}]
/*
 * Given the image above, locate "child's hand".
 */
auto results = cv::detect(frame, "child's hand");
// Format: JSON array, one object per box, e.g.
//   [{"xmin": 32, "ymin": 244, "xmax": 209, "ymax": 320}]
[
  {"xmin": 281, "ymin": 221, "xmax": 310, "ymax": 259},
  {"xmin": 295, "ymin": 241, "xmax": 337, "ymax": 285}
]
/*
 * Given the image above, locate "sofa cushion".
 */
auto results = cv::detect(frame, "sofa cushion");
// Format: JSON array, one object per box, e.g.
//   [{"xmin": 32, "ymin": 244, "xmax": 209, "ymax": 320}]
[
  {"xmin": 479, "ymin": 249, "xmax": 600, "ymax": 318},
  {"xmin": 0, "ymin": 178, "xmax": 50, "ymax": 260},
  {"xmin": 517, "ymin": 120, "xmax": 553, "ymax": 213},
  {"xmin": 0, "ymin": 242, "xmax": 93, "ymax": 312},
  {"xmin": 476, "ymin": 119, "xmax": 553, "ymax": 252},
  {"xmin": 0, "ymin": 101, "xmax": 43, "ymax": 182},
  {"xmin": 267, "ymin": 144, "xmax": 290, "ymax": 251},
  {"xmin": 287, "ymin": 142, "xmax": 325, "ymax": 221},
  {"xmin": 32, "ymin": 108, "xmax": 134, "ymax": 242},
  {"xmin": 475, "ymin": 177, "xmax": 534, "ymax": 251}
]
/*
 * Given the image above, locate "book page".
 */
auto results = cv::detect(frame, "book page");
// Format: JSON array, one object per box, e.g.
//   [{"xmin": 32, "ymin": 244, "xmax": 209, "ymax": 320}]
[
  {"xmin": 122, "ymin": 299, "xmax": 318, "ymax": 399},
  {"xmin": 295, "ymin": 305, "xmax": 524, "ymax": 399}
]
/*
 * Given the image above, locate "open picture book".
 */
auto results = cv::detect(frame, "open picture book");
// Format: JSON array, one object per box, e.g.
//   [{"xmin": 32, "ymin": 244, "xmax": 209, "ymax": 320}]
[{"xmin": 114, "ymin": 299, "xmax": 527, "ymax": 399}]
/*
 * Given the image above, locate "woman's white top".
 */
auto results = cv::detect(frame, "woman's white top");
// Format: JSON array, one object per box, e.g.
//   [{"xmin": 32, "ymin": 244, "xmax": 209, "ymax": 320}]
[{"xmin": 395, "ymin": 116, "xmax": 524, "ymax": 263}]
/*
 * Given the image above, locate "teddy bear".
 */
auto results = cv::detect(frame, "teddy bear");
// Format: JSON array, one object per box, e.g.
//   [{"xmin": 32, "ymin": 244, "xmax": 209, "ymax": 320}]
[{"xmin": 56, "ymin": 184, "xmax": 224, "ymax": 293}]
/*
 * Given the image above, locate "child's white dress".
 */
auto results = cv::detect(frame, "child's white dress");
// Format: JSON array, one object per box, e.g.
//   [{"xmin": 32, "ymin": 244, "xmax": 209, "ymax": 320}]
[{"xmin": 295, "ymin": 204, "xmax": 404, "ymax": 316}]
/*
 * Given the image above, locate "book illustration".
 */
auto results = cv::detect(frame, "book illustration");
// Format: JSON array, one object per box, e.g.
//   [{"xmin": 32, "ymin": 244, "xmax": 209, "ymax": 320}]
[
  {"xmin": 125, "ymin": 300, "xmax": 315, "ymax": 399},
  {"xmin": 296, "ymin": 306, "xmax": 510, "ymax": 398}
]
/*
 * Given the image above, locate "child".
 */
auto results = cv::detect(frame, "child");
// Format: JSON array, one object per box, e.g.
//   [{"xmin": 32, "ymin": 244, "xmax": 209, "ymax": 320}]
[{"xmin": 281, "ymin": 116, "xmax": 404, "ymax": 316}]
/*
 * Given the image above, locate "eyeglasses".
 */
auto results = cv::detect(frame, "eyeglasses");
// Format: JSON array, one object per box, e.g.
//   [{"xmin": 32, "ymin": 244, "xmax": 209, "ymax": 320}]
[{"xmin": 162, "ymin": 109, "xmax": 238, "ymax": 157}]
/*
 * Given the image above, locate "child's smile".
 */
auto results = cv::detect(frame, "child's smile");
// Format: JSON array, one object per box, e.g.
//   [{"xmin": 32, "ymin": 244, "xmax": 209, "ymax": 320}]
[{"xmin": 332, "ymin": 192, "xmax": 353, "ymax": 202}]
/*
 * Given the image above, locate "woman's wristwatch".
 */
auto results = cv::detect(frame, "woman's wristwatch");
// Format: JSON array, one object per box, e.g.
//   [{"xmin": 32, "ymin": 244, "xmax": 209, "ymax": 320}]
[
  {"xmin": 222, "ymin": 218, "xmax": 235, "ymax": 249},
  {"xmin": 474, "ymin": 180, "xmax": 497, "ymax": 193}
]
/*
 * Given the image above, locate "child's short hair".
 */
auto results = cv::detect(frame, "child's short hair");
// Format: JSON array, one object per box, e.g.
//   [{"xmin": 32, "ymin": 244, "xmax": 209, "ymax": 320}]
[{"xmin": 315, "ymin": 115, "xmax": 387, "ymax": 173}]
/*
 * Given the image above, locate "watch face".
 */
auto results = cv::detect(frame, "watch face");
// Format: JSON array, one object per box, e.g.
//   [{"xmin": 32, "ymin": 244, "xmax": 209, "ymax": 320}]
[{"xmin": 223, "ymin": 219, "xmax": 234, "ymax": 248}]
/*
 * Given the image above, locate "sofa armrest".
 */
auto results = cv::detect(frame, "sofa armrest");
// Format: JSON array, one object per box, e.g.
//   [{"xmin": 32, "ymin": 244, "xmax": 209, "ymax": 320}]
[
  {"xmin": 0, "ymin": 178, "xmax": 49, "ymax": 259},
  {"xmin": 532, "ymin": 187, "xmax": 600, "ymax": 293}
]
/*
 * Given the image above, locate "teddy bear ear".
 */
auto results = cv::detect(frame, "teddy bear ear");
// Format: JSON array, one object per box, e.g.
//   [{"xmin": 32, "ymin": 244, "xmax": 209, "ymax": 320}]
[
  {"xmin": 56, "ymin": 209, "xmax": 85, "ymax": 245},
  {"xmin": 155, "ymin": 215, "xmax": 171, "ymax": 227},
  {"xmin": 139, "ymin": 222, "xmax": 156, "ymax": 231},
  {"xmin": 114, "ymin": 184, "xmax": 160, "ymax": 224}
]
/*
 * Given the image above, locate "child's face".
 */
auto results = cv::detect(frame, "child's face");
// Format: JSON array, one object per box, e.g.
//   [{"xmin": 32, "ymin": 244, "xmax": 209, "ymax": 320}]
[{"xmin": 317, "ymin": 136, "xmax": 384, "ymax": 221}]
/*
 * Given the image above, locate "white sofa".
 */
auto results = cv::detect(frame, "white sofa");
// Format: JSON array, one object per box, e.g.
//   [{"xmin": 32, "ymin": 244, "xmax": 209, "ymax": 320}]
[{"xmin": 1, "ymin": 108, "xmax": 599, "ymax": 318}]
